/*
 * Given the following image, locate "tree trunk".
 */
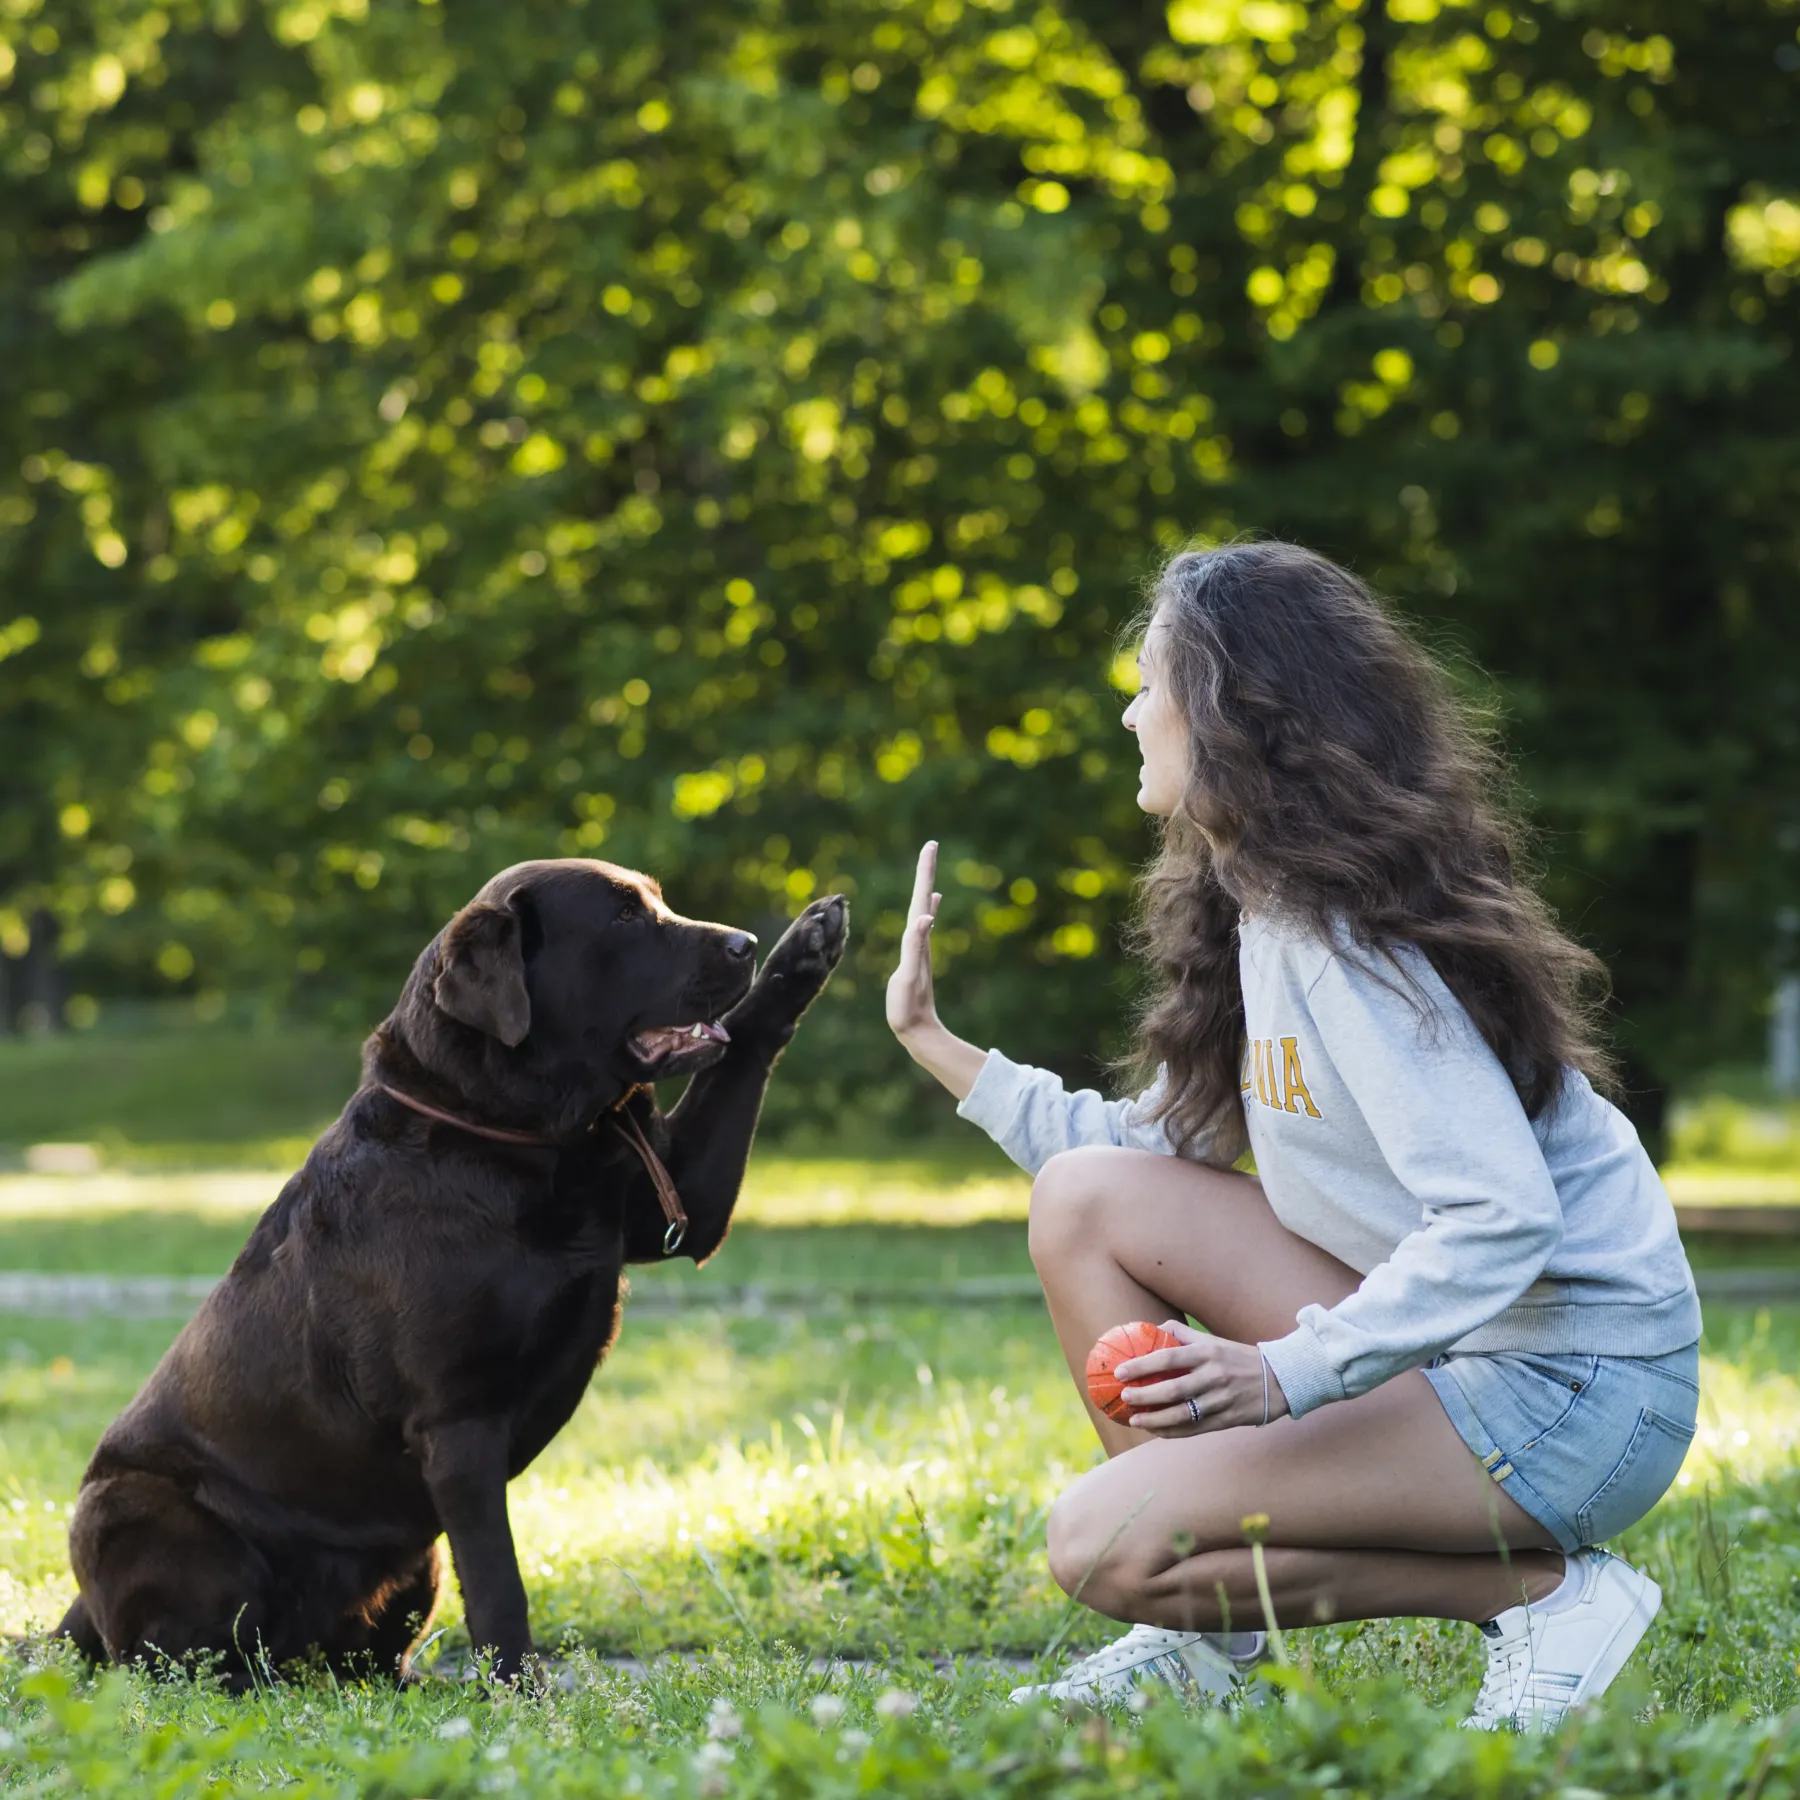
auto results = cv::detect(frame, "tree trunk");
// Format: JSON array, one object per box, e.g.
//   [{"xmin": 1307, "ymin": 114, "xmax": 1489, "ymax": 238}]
[{"xmin": 16, "ymin": 908, "xmax": 62, "ymax": 1035}]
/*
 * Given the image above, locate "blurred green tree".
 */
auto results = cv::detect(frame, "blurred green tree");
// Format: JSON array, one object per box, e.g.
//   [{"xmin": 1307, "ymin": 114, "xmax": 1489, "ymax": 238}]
[{"xmin": 4, "ymin": 0, "xmax": 1797, "ymax": 1148}]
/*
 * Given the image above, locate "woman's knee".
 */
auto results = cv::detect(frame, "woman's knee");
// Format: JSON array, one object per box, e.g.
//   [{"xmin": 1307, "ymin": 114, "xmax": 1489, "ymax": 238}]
[
  {"xmin": 1046, "ymin": 1478, "xmax": 1160, "ymax": 1617},
  {"xmin": 1027, "ymin": 1147, "xmax": 1130, "ymax": 1273},
  {"xmin": 1045, "ymin": 1482, "xmax": 1109, "ymax": 1602}
]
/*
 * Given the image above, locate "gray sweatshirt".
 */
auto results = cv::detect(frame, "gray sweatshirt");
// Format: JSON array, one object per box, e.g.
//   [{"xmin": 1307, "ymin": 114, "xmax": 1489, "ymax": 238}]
[{"xmin": 956, "ymin": 910, "xmax": 1701, "ymax": 1420}]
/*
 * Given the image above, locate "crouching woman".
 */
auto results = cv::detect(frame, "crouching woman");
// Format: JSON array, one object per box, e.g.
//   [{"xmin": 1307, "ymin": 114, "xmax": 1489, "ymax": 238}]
[{"xmin": 885, "ymin": 541, "xmax": 1701, "ymax": 1730}]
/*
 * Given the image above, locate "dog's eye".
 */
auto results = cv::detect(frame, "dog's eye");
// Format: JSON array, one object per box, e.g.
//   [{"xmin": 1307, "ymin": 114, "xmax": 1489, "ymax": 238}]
[{"xmin": 615, "ymin": 900, "xmax": 641, "ymax": 924}]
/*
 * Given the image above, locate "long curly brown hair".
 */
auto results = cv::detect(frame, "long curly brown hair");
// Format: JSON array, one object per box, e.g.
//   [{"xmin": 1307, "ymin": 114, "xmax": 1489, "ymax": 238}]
[{"xmin": 1120, "ymin": 540, "xmax": 1614, "ymax": 1159}]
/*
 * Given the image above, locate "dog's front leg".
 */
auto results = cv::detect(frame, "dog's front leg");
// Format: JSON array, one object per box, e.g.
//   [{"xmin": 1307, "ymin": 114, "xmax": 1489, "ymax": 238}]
[
  {"xmin": 625, "ymin": 895, "xmax": 848, "ymax": 1264},
  {"xmin": 418, "ymin": 1419, "xmax": 532, "ymax": 1680}
]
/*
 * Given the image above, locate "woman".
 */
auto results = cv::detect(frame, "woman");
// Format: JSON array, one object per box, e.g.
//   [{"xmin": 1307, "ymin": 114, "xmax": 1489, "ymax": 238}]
[{"xmin": 885, "ymin": 541, "xmax": 1700, "ymax": 1730}]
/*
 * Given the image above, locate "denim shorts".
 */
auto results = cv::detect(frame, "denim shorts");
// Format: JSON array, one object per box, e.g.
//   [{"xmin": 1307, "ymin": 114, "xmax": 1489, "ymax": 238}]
[{"xmin": 1422, "ymin": 1343, "xmax": 1700, "ymax": 1554}]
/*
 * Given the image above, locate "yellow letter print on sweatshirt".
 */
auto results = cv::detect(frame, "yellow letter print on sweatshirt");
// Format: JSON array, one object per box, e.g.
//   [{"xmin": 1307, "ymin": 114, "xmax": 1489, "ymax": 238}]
[{"xmin": 1240, "ymin": 1035, "xmax": 1322, "ymax": 1119}]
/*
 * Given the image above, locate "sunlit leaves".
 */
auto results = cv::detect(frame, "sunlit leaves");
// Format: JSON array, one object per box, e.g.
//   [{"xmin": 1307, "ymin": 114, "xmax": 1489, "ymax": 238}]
[
  {"xmin": 0, "ymin": 618, "xmax": 43, "ymax": 664},
  {"xmin": 1728, "ymin": 192, "xmax": 1800, "ymax": 277},
  {"xmin": 1167, "ymin": 0, "xmax": 1307, "ymax": 50},
  {"xmin": 914, "ymin": 8, "xmax": 1173, "ymax": 209},
  {"xmin": 0, "ymin": 0, "xmax": 1795, "ymax": 1122}
]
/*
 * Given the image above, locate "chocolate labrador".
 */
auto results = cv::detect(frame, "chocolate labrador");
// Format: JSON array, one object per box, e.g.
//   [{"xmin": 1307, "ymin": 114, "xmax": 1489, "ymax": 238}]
[{"xmin": 55, "ymin": 858, "xmax": 847, "ymax": 1684}]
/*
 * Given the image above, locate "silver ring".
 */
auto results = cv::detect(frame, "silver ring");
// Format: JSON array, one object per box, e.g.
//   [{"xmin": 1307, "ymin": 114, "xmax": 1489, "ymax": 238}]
[{"xmin": 1186, "ymin": 1397, "xmax": 1202, "ymax": 1424}]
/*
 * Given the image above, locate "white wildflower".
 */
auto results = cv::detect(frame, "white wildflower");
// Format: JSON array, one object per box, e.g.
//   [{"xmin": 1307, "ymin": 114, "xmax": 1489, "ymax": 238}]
[
  {"xmin": 693, "ymin": 1743, "xmax": 733, "ymax": 1800},
  {"xmin": 809, "ymin": 1692, "xmax": 847, "ymax": 1726},
  {"xmin": 874, "ymin": 1687, "xmax": 918, "ymax": 1720},
  {"xmin": 706, "ymin": 1698, "xmax": 743, "ymax": 1740},
  {"xmin": 435, "ymin": 1714, "xmax": 473, "ymax": 1740}
]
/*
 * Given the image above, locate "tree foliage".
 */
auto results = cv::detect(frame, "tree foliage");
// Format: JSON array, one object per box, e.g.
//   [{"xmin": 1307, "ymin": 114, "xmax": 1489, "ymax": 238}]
[{"xmin": 4, "ymin": 0, "xmax": 1798, "ymax": 1139}]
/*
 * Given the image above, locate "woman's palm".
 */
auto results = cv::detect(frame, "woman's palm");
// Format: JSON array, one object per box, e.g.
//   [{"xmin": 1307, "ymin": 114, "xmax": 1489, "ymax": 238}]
[{"xmin": 884, "ymin": 841, "xmax": 942, "ymax": 1038}]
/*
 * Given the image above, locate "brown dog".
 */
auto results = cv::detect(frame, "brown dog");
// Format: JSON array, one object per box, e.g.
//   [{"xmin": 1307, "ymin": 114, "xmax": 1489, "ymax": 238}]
[{"xmin": 56, "ymin": 858, "xmax": 847, "ymax": 1684}]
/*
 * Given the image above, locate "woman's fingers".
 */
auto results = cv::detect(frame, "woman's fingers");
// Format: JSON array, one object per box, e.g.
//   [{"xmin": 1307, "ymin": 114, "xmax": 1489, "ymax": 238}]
[
  {"xmin": 1127, "ymin": 1373, "xmax": 1236, "ymax": 1430},
  {"xmin": 1119, "ymin": 1340, "xmax": 1220, "ymax": 1407},
  {"xmin": 900, "ymin": 844, "xmax": 939, "ymax": 973},
  {"xmin": 1120, "ymin": 1378, "xmax": 1195, "ymax": 1409},
  {"xmin": 907, "ymin": 841, "xmax": 939, "ymax": 923},
  {"xmin": 1123, "ymin": 1336, "xmax": 1268, "ymax": 1433},
  {"xmin": 1120, "ymin": 1375, "xmax": 1205, "ymax": 1408},
  {"xmin": 1128, "ymin": 1402, "xmax": 1207, "ymax": 1433},
  {"xmin": 900, "ymin": 896, "xmax": 938, "ymax": 980},
  {"xmin": 1115, "ymin": 1344, "xmax": 1202, "ymax": 1383},
  {"xmin": 886, "ymin": 842, "xmax": 943, "ymax": 1038}
]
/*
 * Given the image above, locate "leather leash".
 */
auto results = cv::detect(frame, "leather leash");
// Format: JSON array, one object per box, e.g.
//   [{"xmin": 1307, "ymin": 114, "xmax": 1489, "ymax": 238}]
[
  {"xmin": 606, "ymin": 1106, "xmax": 688, "ymax": 1254},
  {"xmin": 374, "ymin": 1082, "xmax": 689, "ymax": 1253}
]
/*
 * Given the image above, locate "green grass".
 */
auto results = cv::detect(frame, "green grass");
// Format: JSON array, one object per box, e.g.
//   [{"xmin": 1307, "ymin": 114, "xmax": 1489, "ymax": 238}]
[
  {"xmin": 0, "ymin": 1153, "xmax": 1036, "ymax": 1289},
  {"xmin": 3, "ymin": 1037, "xmax": 1800, "ymax": 1790},
  {"xmin": 1663, "ymin": 1091, "xmax": 1800, "ymax": 1206},
  {"xmin": 11, "ymin": 1649, "xmax": 1800, "ymax": 1800},
  {"xmin": 4, "ymin": 1259, "xmax": 1793, "ymax": 1684},
  {"xmin": 1671, "ymin": 1087, "xmax": 1800, "ymax": 1172},
  {"xmin": 5, "ymin": 1257, "xmax": 1800, "ymax": 1791},
  {"xmin": 0, "ymin": 1025, "xmax": 362, "ymax": 1168},
  {"xmin": 2, "ymin": 1174, "xmax": 1799, "ymax": 1682}
]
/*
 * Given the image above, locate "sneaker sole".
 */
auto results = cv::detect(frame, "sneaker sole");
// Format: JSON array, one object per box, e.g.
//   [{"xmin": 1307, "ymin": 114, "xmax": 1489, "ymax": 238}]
[{"xmin": 1563, "ymin": 1569, "xmax": 1662, "ymax": 1719}]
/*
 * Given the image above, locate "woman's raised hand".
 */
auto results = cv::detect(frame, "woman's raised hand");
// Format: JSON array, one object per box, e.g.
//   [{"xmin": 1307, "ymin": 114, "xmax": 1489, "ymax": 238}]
[
  {"xmin": 884, "ymin": 840, "xmax": 943, "ymax": 1043},
  {"xmin": 885, "ymin": 842, "xmax": 989, "ymax": 1102}
]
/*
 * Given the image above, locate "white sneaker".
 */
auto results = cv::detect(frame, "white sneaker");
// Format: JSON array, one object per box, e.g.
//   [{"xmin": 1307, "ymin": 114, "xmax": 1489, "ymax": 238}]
[
  {"xmin": 1008, "ymin": 1623, "xmax": 1267, "ymax": 1707},
  {"xmin": 1465, "ymin": 1549, "xmax": 1661, "ymax": 1731}
]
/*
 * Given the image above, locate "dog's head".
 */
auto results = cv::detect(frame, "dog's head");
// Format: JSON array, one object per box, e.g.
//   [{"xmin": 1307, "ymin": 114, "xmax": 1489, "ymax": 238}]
[{"xmin": 389, "ymin": 859, "xmax": 757, "ymax": 1122}]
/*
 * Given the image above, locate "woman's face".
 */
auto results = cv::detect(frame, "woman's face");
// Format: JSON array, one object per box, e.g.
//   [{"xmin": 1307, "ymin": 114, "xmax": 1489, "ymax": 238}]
[{"xmin": 1122, "ymin": 614, "xmax": 1189, "ymax": 818}]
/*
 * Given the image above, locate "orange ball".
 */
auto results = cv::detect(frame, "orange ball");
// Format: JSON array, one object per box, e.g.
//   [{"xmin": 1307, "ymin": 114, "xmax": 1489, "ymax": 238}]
[{"xmin": 1085, "ymin": 1321, "xmax": 1185, "ymax": 1424}]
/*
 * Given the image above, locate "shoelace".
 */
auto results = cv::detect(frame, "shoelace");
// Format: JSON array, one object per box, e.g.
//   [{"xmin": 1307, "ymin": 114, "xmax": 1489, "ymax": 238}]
[
  {"xmin": 1063, "ymin": 1625, "xmax": 1190, "ymax": 1681},
  {"xmin": 1469, "ymin": 1634, "xmax": 1535, "ymax": 1727}
]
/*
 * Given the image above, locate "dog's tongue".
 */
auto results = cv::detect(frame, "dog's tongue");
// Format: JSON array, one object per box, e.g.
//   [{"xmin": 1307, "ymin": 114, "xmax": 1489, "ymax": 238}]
[{"xmin": 629, "ymin": 1019, "xmax": 730, "ymax": 1061}]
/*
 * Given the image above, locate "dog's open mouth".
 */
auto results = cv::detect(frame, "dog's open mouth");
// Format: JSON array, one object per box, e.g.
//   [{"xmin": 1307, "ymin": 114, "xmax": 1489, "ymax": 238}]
[{"xmin": 625, "ymin": 1018, "xmax": 732, "ymax": 1080}]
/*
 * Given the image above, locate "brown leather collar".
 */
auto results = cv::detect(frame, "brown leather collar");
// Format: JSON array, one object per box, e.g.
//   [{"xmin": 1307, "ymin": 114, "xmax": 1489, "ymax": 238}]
[{"xmin": 373, "ymin": 1083, "xmax": 688, "ymax": 1253}]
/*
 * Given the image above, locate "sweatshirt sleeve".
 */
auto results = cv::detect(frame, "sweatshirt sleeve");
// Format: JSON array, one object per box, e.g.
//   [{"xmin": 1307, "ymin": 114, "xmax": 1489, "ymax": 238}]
[
  {"xmin": 1257, "ymin": 949, "xmax": 1566, "ymax": 1419},
  {"xmin": 955, "ymin": 1048, "xmax": 1220, "ymax": 1176}
]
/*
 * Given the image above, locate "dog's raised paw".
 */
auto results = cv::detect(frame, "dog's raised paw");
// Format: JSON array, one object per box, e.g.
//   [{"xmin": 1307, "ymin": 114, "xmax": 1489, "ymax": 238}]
[
  {"xmin": 766, "ymin": 894, "xmax": 849, "ymax": 981},
  {"xmin": 736, "ymin": 896, "xmax": 849, "ymax": 1034}
]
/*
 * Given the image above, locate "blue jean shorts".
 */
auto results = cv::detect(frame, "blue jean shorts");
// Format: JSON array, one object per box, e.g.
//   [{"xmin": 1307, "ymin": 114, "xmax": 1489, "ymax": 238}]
[{"xmin": 1422, "ymin": 1344, "xmax": 1700, "ymax": 1554}]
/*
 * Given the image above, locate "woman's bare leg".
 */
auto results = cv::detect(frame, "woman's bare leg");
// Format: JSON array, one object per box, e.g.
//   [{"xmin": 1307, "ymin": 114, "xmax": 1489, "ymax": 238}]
[
  {"xmin": 1027, "ymin": 1144, "xmax": 1364, "ymax": 1457},
  {"xmin": 1045, "ymin": 1369, "xmax": 1563, "ymax": 1629},
  {"xmin": 1026, "ymin": 1146, "xmax": 1563, "ymax": 1628}
]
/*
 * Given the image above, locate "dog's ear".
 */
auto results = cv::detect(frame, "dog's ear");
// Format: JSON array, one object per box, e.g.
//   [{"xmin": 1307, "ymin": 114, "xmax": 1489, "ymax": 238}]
[{"xmin": 434, "ymin": 899, "xmax": 530, "ymax": 1046}]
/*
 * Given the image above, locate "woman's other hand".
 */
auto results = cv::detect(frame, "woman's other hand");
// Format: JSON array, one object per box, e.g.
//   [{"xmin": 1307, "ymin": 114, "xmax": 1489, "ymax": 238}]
[
  {"xmin": 885, "ymin": 841, "xmax": 988, "ymax": 1101},
  {"xmin": 1115, "ymin": 1320, "xmax": 1291, "ymax": 1435}
]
